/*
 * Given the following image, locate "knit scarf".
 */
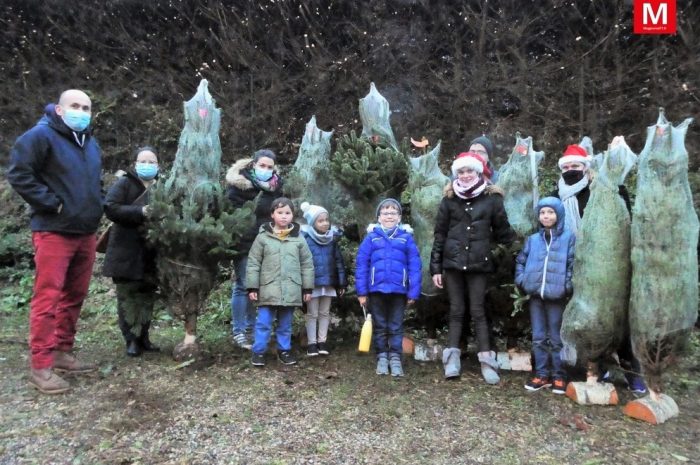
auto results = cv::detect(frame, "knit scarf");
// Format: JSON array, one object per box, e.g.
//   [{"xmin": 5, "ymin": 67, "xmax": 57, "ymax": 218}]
[
  {"xmin": 301, "ymin": 224, "xmax": 335, "ymax": 245},
  {"xmin": 248, "ymin": 169, "xmax": 280, "ymax": 192},
  {"xmin": 557, "ymin": 175, "xmax": 589, "ymax": 234},
  {"xmin": 453, "ymin": 177, "xmax": 487, "ymax": 200}
]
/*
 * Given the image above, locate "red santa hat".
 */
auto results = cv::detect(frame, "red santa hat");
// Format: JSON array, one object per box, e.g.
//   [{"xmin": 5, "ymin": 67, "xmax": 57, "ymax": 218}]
[
  {"xmin": 451, "ymin": 151, "xmax": 491, "ymax": 178},
  {"xmin": 558, "ymin": 144, "xmax": 590, "ymax": 169}
]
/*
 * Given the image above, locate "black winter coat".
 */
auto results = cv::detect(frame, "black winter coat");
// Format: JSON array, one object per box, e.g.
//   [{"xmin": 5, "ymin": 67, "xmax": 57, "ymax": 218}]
[
  {"xmin": 547, "ymin": 183, "xmax": 631, "ymax": 216},
  {"xmin": 225, "ymin": 158, "xmax": 284, "ymax": 253},
  {"xmin": 102, "ymin": 171, "xmax": 155, "ymax": 280},
  {"xmin": 430, "ymin": 184, "xmax": 515, "ymax": 275},
  {"xmin": 6, "ymin": 104, "xmax": 103, "ymax": 234},
  {"xmin": 302, "ymin": 228, "xmax": 348, "ymax": 289}
]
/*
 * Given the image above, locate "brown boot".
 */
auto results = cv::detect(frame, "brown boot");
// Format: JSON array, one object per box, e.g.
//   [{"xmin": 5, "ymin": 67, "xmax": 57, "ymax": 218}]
[
  {"xmin": 28, "ymin": 368, "xmax": 70, "ymax": 394},
  {"xmin": 53, "ymin": 351, "xmax": 97, "ymax": 374}
]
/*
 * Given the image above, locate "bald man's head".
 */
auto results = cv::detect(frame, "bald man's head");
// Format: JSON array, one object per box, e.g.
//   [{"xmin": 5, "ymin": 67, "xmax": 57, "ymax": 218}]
[{"xmin": 55, "ymin": 89, "xmax": 92, "ymax": 132}]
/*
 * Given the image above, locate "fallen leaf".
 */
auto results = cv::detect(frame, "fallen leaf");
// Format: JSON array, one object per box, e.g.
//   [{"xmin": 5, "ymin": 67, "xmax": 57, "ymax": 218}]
[{"xmin": 670, "ymin": 454, "xmax": 689, "ymax": 462}]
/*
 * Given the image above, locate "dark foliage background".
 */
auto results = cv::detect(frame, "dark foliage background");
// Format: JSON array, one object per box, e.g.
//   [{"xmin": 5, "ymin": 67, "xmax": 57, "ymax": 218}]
[{"xmin": 1, "ymin": 0, "xmax": 698, "ymax": 173}]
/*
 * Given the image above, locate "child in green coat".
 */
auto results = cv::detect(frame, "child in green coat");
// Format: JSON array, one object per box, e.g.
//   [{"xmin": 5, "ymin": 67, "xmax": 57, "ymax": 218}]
[{"xmin": 247, "ymin": 198, "xmax": 315, "ymax": 366}]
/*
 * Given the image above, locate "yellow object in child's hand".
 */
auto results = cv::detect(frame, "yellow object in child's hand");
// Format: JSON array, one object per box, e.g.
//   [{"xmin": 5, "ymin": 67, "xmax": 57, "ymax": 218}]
[{"xmin": 358, "ymin": 306, "xmax": 372, "ymax": 353}]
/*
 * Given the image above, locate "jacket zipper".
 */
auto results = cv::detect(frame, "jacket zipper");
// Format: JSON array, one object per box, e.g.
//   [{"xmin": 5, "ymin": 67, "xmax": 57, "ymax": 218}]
[
  {"xmin": 371, "ymin": 267, "xmax": 375, "ymax": 285},
  {"xmin": 403, "ymin": 269, "xmax": 407, "ymax": 287},
  {"xmin": 539, "ymin": 233, "xmax": 552, "ymax": 298}
]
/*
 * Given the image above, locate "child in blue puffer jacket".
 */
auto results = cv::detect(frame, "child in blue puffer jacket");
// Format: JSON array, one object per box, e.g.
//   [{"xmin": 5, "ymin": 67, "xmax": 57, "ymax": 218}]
[
  {"xmin": 515, "ymin": 197, "xmax": 576, "ymax": 394},
  {"xmin": 300, "ymin": 202, "xmax": 348, "ymax": 357},
  {"xmin": 356, "ymin": 198, "xmax": 422, "ymax": 377}
]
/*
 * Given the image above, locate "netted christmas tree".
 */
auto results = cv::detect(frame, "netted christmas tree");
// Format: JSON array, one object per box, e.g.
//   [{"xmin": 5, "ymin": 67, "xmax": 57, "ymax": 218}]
[
  {"xmin": 626, "ymin": 109, "xmax": 696, "ymax": 422},
  {"xmin": 496, "ymin": 132, "xmax": 545, "ymax": 237},
  {"xmin": 327, "ymin": 84, "xmax": 407, "ymax": 229},
  {"xmin": 147, "ymin": 80, "xmax": 253, "ymax": 360},
  {"xmin": 359, "ymin": 82, "xmax": 398, "ymax": 151},
  {"xmin": 285, "ymin": 115, "xmax": 334, "ymax": 205},
  {"xmin": 560, "ymin": 136, "xmax": 637, "ymax": 372},
  {"xmin": 403, "ymin": 141, "xmax": 448, "ymax": 296}
]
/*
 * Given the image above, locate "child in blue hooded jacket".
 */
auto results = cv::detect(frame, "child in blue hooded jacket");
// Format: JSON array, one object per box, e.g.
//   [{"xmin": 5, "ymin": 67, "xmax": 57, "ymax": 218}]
[
  {"xmin": 356, "ymin": 199, "xmax": 422, "ymax": 377},
  {"xmin": 515, "ymin": 196, "xmax": 576, "ymax": 394}
]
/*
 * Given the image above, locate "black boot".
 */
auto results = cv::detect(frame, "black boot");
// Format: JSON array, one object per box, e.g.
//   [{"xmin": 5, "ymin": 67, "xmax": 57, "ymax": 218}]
[
  {"xmin": 126, "ymin": 340, "xmax": 142, "ymax": 357},
  {"xmin": 138, "ymin": 324, "xmax": 160, "ymax": 352}
]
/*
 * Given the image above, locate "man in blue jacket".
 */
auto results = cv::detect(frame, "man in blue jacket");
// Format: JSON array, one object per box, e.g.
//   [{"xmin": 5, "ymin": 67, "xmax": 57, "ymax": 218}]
[{"xmin": 7, "ymin": 89, "xmax": 103, "ymax": 394}]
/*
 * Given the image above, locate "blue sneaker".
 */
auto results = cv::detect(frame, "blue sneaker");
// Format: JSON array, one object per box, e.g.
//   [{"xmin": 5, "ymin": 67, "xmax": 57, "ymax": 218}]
[
  {"xmin": 598, "ymin": 370, "xmax": 611, "ymax": 384},
  {"xmin": 625, "ymin": 374, "xmax": 647, "ymax": 395}
]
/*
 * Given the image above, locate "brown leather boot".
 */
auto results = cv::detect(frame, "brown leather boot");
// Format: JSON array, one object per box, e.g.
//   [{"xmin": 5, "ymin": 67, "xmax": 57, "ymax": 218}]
[
  {"xmin": 53, "ymin": 351, "xmax": 97, "ymax": 374},
  {"xmin": 28, "ymin": 368, "xmax": 70, "ymax": 394}
]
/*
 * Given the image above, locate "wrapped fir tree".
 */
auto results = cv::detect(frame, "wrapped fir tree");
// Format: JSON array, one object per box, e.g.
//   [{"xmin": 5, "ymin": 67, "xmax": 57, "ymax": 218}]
[
  {"xmin": 147, "ymin": 80, "xmax": 253, "ymax": 360},
  {"xmin": 560, "ymin": 136, "xmax": 637, "ymax": 370},
  {"xmin": 625, "ymin": 109, "xmax": 696, "ymax": 423},
  {"xmin": 404, "ymin": 141, "xmax": 448, "ymax": 296},
  {"xmin": 285, "ymin": 115, "xmax": 334, "ymax": 204},
  {"xmin": 496, "ymin": 132, "xmax": 544, "ymax": 237},
  {"xmin": 359, "ymin": 82, "xmax": 398, "ymax": 151}
]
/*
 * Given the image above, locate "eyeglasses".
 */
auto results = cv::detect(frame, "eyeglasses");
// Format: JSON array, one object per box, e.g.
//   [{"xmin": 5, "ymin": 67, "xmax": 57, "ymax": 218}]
[
  {"xmin": 471, "ymin": 149, "xmax": 488, "ymax": 156},
  {"xmin": 380, "ymin": 211, "xmax": 399, "ymax": 217}
]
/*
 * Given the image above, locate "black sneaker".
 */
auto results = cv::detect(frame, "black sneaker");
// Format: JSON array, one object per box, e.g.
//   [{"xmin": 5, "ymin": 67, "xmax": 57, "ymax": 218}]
[
  {"xmin": 278, "ymin": 350, "xmax": 297, "ymax": 365},
  {"xmin": 317, "ymin": 342, "xmax": 330, "ymax": 356},
  {"xmin": 251, "ymin": 353, "xmax": 265, "ymax": 367},
  {"xmin": 525, "ymin": 376, "xmax": 552, "ymax": 391},
  {"xmin": 307, "ymin": 344, "xmax": 319, "ymax": 357}
]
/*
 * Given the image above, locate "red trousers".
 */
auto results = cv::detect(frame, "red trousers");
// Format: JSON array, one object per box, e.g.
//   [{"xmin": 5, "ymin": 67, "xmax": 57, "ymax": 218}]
[{"xmin": 29, "ymin": 232, "xmax": 96, "ymax": 369}]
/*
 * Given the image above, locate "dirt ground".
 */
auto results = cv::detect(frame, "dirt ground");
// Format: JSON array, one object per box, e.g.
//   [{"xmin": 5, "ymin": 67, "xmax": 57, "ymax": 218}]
[{"xmin": 1, "ymin": 287, "xmax": 699, "ymax": 465}]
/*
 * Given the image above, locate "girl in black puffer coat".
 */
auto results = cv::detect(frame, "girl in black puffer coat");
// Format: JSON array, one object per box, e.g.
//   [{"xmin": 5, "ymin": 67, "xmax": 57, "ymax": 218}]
[
  {"xmin": 430, "ymin": 151, "xmax": 515, "ymax": 383},
  {"xmin": 103, "ymin": 147, "xmax": 160, "ymax": 357},
  {"xmin": 299, "ymin": 202, "xmax": 347, "ymax": 356}
]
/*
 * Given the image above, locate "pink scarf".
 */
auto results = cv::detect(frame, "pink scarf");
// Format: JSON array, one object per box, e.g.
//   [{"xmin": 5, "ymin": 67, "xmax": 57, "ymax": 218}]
[{"xmin": 453, "ymin": 177, "xmax": 487, "ymax": 199}]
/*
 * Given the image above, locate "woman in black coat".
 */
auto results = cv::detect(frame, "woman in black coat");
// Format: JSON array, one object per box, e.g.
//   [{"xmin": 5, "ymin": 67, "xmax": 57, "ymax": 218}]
[{"xmin": 103, "ymin": 147, "xmax": 160, "ymax": 357}]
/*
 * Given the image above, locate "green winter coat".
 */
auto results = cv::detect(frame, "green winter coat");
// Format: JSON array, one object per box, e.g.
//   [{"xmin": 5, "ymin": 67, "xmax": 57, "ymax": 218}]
[{"xmin": 246, "ymin": 222, "xmax": 315, "ymax": 307}]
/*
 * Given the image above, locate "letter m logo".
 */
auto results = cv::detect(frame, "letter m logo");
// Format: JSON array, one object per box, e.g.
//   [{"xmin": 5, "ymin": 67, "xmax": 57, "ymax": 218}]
[{"xmin": 634, "ymin": 0, "xmax": 677, "ymax": 34}]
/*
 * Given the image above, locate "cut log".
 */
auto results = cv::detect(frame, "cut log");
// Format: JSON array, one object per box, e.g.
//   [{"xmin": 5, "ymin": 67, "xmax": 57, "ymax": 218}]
[
  {"xmin": 623, "ymin": 394, "xmax": 679, "ymax": 424},
  {"xmin": 496, "ymin": 351, "xmax": 532, "ymax": 371},
  {"xmin": 566, "ymin": 380, "xmax": 619, "ymax": 405},
  {"xmin": 402, "ymin": 336, "xmax": 415, "ymax": 355}
]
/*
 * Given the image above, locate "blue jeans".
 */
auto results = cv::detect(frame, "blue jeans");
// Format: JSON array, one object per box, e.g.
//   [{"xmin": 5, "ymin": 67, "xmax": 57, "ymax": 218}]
[
  {"xmin": 530, "ymin": 296, "xmax": 565, "ymax": 379},
  {"xmin": 231, "ymin": 255, "xmax": 256, "ymax": 336},
  {"xmin": 368, "ymin": 293, "xmax": 406, "ymax": 355},
  {"xmin": 252, "ymin": 306, "xmax": 294, "ymax": 354}
]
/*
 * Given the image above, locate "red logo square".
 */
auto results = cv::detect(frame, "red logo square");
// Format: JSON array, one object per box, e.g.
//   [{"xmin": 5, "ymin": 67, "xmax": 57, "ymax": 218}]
[{"xmin": 634, "ymin": 0, "xmax": 677, "ymax": 34}]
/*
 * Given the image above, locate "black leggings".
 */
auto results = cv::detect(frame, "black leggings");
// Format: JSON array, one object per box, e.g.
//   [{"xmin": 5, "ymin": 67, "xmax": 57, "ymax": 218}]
[{"xmin": 444, "ymin": 270, "xmax": 490, "ymax": 351}]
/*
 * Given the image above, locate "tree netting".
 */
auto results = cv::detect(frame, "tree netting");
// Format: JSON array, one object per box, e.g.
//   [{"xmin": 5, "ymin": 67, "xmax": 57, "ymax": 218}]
[
  {"xmin": 359, "ymin": 82, "xmax": 399, "ymax": 151},
  {"xmin": 560, "ymin": 136, "xmax": 637, "ymax": 367},
  {"xmin": 148, "ymin": 80, "xmax": 253, "ymax": 327},
  {"xmin": 285, "ymin": 115, "xmax": 334, "ymax": 205},
  {"xmin": 496, "ymin": 133, "xmax": 544, "ymax": 237},
  {"xmin": 629, "ymin": 109, "xmax": 697, "ymax": 394},
  {"xmin": 404, "ymin": 142, "xmax": 449, "ymax": 296}
]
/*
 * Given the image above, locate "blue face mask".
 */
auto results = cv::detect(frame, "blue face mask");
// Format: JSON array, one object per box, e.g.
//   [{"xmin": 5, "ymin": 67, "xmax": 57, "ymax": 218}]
[
  {"xmin": 254, "ymin": 167, "xmax": 273, "ymax": 181},
  {"xmin": 136, "ymin": 163, "xmax": 158, "ymax": 180},
  {"xmin": 61, "ymin": 109, "xmax": 91, "ymax": 132}
]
